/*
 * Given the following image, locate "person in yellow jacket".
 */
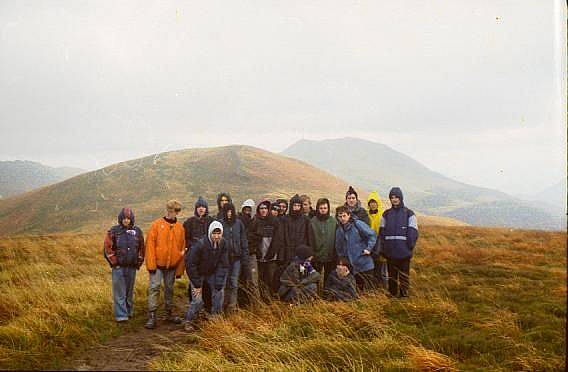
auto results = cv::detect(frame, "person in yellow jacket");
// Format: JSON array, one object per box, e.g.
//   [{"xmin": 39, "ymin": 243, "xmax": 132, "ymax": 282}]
[
  {"xmin": 144, "ymin": 200, "xmax": 186, "ymax": 329},
  {"xmin": 367, "ymin": 191, "xmax": 388, "ymax": 289}
]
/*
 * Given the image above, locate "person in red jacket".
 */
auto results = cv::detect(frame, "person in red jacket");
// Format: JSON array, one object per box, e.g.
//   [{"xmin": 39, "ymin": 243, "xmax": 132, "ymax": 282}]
[{"xmin": 144, "ymin": 200, "xmax": 186, "ymax": 329}]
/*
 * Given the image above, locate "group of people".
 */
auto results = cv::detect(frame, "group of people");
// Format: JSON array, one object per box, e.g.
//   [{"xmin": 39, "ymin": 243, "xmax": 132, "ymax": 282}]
[{"xmin": 103, "ymin": 186, "xmax": 419, "ymax": 331}]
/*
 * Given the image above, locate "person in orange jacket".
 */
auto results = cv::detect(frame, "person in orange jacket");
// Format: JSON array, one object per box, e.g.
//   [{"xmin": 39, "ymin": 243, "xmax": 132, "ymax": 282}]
[{"xmin": 144, "ymin": 200, "xmax": 186, "ymax": 329}]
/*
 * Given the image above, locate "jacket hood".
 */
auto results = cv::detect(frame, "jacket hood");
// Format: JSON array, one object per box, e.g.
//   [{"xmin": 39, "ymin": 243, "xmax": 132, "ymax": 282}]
[
  {"xmin": 118, "ymin": 208, "xmax": 135, "ymax": 227},
  {"xmin": 289, "ymin": 194, "xmax": 302, "ymax": 216},
  {"xmin": 241, "ymin": 198, "xmax": 255, "ymax": 211},
  {"xmin": 367, "ymin": 191, "xmax": 383, "ymax": 212},
  {"xmin": 194, "ymin": 196, "xmax": 209, "ymax": 217},
  {"xmin": 315, "ymin": 198, "xmax": 331, "ymax": 219},
  {"xmin": 275, "ymin": 198, "xmax": 288, "ymax": 208},
  {"xmin": 388, "ymin": 187, "xmax": 404, "ymax": 207},
  {"xmin": 208, "ymin": 220, "xmax": 224, "ymax": 243},
  {"xmin": 216, "ymin": 192, "xmax": 233, "ymax": 209},
  {"xmin": 256, "ymin": 199, "xmax": 272, "ymax": 216},
  {"xmin": 221, "ymin": 202, "xmax": 237, "ymax": 224}
]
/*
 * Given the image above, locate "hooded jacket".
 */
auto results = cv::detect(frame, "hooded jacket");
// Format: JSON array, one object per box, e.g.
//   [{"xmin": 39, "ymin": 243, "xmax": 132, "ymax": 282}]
[
  {"xmin": 104, "ymin": 208, "xmax": 145, "ymax": 268},
  {"xmin": 183, "ymin": 197, "xmax": 214, "ymax": 251},
  {"xmin": 216, "ymin": 192, "xmax": 233, "ymax": 219},
  {"xmin": 279, "ymin": 194, "xmax": 314, "ymax": 264},
  {"xmin": 367, "ymin": 191, "xmax": 384, "ymax": 235},
  {"xmin": 323, "ymin": 269, "xmax": 358, "ymax": 302},
  {"xmin": 186, "ymin": 221, "xmax": 230, "ymax": 290},
  {"xmin": 379, "ymin": 187, "xmax": 419, "ymax": 260},
  {"xmin": 247, "ymin": 199, "xmax": 282, "ymax": 261},
  {"xmin": 335, "ymin": 217, "xmax": 377, "ymax": 274},
  {"xmin": 275, "ymin": 198, "xmax": 288, "ymax": 218},
  {"xmin": 310, "ymin": 198, "xmax": 337, "ymax": 263},
  {"xmin": 219, "ymin": 203, "xmax": 249, "ymax": 261},
  {"xmin": 145, "ymin": 214, "xmax": 186, "ymax": 276},
  {"xmin": 238, "ymin": 199, "xmax": 255, "ymax": 231}
]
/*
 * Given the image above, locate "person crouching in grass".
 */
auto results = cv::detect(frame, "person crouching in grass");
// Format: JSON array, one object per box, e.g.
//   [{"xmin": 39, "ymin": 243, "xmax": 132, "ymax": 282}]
[
  {"xmin": 104, "ymin": 208, "xmax": 145, "ymax": 322},
  {"xmin": 184, "ymin": 221, "xmax": 230, "ymax": 331},
  {"xmin": 144, "ymin": 200, "xmax": 186, "ymax": 329},
  {"xmin": 278, "ymin": 244, "xmax": 320, "ymax": 304},
  {"xmin": 323, "ymin": 257, "xmax": 358, "ymax": 302}
]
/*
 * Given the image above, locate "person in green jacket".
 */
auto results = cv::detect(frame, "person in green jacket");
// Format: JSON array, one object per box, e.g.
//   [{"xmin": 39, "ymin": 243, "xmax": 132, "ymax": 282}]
[{"xmin": 310, "ymin": 198, "xmax": 337, "ymax": 284}]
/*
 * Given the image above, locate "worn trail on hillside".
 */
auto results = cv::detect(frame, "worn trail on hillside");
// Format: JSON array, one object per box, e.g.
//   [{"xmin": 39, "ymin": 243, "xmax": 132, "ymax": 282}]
[{"xmin": 67, "ymin": 300, "xmax": 192, "ymax": 371}]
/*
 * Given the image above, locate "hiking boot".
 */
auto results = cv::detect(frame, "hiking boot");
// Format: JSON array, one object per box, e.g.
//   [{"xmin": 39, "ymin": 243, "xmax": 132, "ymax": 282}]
[
  {"xmin": 166, "ymin": 310, "xmax": 182, "ymax": 324},
  {"xmin": 183, "ymin": 321, "xmax": 196, "ymax": 332},
  {"xmin": 144, "ymin": 311, "xmax": 157, "ymax": 329}
]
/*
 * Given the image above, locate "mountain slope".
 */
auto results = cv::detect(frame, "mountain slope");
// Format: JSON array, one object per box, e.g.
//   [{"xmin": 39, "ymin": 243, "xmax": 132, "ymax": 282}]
[
  {"xmin": 0, "ymin": 160, "xmax": 85, "ymax": 198},
  {"xmin": 282, "ymin": 138, "xmax": 561, "ymax": 230}
]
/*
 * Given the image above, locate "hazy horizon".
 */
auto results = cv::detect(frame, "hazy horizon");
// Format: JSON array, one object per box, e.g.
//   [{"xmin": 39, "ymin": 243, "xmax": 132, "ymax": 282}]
[{"xmin": 1, "ymin": 1, "xmax": 566, "ymax": 197}]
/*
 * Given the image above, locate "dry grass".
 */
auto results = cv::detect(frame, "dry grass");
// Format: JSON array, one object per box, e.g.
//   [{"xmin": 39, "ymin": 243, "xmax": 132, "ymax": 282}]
[{"xmin": 0, "ymin": 226, "xmax": 565, "ymax": 370}]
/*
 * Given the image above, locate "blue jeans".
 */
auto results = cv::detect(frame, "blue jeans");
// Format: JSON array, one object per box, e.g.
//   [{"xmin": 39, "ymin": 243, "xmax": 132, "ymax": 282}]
[
  {"xmin": 225, "ymin": 259, "xmax": 241, "ymax": 309},
  {"xmin": 147, "ymin": 268, "xmax": 176, "ymax": 312},
  {"xmin": 185, "ymin": 275, "xmax": 226, "ymax": 322},
  {"xmin": 112, "ymin": 266, "xmax": 137, "ymax": 321}
]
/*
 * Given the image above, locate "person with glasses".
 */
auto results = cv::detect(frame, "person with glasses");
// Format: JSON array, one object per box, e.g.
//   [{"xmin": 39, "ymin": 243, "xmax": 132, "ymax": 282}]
[{"xmin": 144, "ymin": 200, "xmax": 186, "ymax": 329}]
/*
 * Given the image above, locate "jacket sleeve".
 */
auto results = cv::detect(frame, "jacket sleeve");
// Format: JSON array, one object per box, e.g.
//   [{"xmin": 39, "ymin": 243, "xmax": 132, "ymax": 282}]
[
  {"xmin": 137, "ymin": 228, "xmax": 145, "ymax": 267},
  {"xmin": 145, "ymin": 223, "xmax": 157, "ymax": 272},
  {"xmin": 306, "ymin": 219, "xmax": 315, "ymax": 248},
  {"xmin": 183, "ymin": 220, "xmax": 191, "ymax": 250},
  {"xmin": 215, "ymin": 247, "xmax": 230, "ymax": 289},
  {"xmin": 103, "ymin": 231, "xmax": 117, "ymax": 267},
  {"xmin": 360, "ymin": 209, "xmax": 370, "ymax": 226},
  {"xmin": 175, "ymin": 226, "xmax": 186, "ymax": 276},
  {"xmin": 240, "ymin": 220, "xmax": 249, "ymax": 257},
  {"xmin": 247, "ymin": 221, "xmax": 259, "ymax": 256},
  {"xmin": 188, "ymin": 241, "xmax": 204, "ymax": 288},
  {"xmin": 300, "ymin": 270, "xmax": 321, "ymax": 286},
  {"xmin": 407, "ymin": 212, "xmax": 419, "ymax": 250},
  {"xmin": 335, "ymin": 228, "xmax": 345, "ymax": 258},
  {"xmin": 356, "ymin": 220, "xmax": 377, "ymax": 252}
]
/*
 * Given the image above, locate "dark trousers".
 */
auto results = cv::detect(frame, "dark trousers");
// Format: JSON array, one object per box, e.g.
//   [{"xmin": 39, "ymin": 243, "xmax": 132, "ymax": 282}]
[
  {"xmin": 258, "ymin": 261, "xmax": 278, "ymax": 302},
  {"xmin": 312, "ymin": 261, "xmax": 335, "ymax": 286},
  {"xmin": 354, "ymin": 269, "xmax": 377, "ymax": 292},
  {"xmin": 387, "ymin": 258, "xmax": 411, "ymax": 297}
]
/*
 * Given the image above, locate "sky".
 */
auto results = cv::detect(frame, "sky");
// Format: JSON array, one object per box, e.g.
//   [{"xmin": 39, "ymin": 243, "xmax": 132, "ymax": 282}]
[{"xmin": 0, "ymin": 0, "xmax": 566, "ymax": 196}]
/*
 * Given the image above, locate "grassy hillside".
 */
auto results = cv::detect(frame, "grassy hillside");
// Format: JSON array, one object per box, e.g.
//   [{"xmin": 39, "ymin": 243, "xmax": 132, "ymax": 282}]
[
  {"xmin": 282, "ymin": 138, "xmax": 561, "ymax": 230},
  {"xmin": 0, "ymin": 226, "xmax": 564, "ymax": 370}
]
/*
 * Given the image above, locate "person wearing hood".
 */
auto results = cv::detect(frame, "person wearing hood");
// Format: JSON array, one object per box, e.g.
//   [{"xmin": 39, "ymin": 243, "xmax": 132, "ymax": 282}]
[
  {"xmin": 367, "ymin": 191, "xmax": 388, "ymax": 289},
  {"xmin": 323, "ymin": 257, "xmax": 358, "ymax": 302},
  {"xmin": 104, "ymin": 208, "xmax": 145, "ymax": 322},
  {"xmin": 310, "ymin": 198, "xmax": 337, "ymax": 284},
  {"xmin": 379, "ymin": 187, "xmax": 419, "ymax": 298},
  {"xmin": 344, "ymin": 186, "xmax": 370, "ymax": 226},
  {"xmin": 184, "ymin": 221, "xmax": 230, "ymax": 331},
  {"xmin": 276, "ymin": 198, "xmax": 288, "ymax": 218},
  {"xmin": 247, "ymin": 199, "xmax": 282, "ymax": 300},
  {"xmin": 216, "ymin": 192, "xmax": 232, "ymax": 219},
  {"xmin": 279, "ymin": 194, "xmax": 314, "ymax": 266},
  {"xmin": 145, "ymin": 200, "xmax": 186, "ymax": 329},
  {"xmin": 219, "ymin": 202, "xmax": 249, "ymax": 312},
  {"xmin": 335, "ymin": 205, "xmax": 378, "ymax": 292},
  {"xmin": 237, "ymin": 198, "xmax": 256, "ymax": 306},
  {"xmin": 238, "ymin": 199, "xmax": 255, "ymax": 231},
  {"xmin": 270, "ymin": 202, "xmax": 281, "ymax": 217},
  {"xmin": 278, "ymin": 244, "xmax": 320, "ymax": 304},
  {"xmin": 300, "ymin": 194, "xmax": 316, "ymax": 219}
]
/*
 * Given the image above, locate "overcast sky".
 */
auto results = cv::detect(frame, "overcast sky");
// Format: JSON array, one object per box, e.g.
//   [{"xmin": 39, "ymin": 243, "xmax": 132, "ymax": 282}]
[{"xmin": 0, "ymin": 1, "xmax": 565, "ymax": 196}]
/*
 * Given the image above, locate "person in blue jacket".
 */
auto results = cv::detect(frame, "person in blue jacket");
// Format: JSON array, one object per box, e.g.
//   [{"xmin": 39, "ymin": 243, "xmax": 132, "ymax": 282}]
[
  {"xmin": 219, "ymin": 202, "xmax": 249, "ymax": 313},
  {"xmin": 379, "ymin": 187, "xmax": 419, "ymax": 297},
  {"xmin": 335, "ymin": 205, "xmax": 378, "ymax": 292},
  {"xmin": 184, "ymin": 221, "xmax": 230, "ymax": 331}
]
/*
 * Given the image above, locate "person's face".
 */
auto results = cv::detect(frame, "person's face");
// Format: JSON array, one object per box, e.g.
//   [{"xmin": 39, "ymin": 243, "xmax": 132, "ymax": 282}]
[
  {"xmin": 346, "ymin": 194, "xmax": 357, "ymax": 207},
  {"xmin": 292, "ymin": 203, "xmax": 302, "ymax": 212},
  {"xmin": 242, "ymin": 206, "xmax": 252, "ymax": 216},
  {"xmin": 337, "ymin": 212, "xmax": 350, "ymax": 225},
  {"xmin": 318, "ymin": 203, "xmax": 329, "ymax": 215},
  {"xmin": 336, "ymin": 264, "xmax": 349, "ymax": 277},
  {"xmin": 219, "ymin": 196, "xmax": 229, "ymax": 208},
  {"xmin": 226, "ymin": 209, "xmax": 233, "ymax": 219},
  {"xmin": 279, "ymin": 203, "xmax": 287, "ymax": 214},
  {"xmin": 167, "ymin": 206, "xmax": 181, "ymax": 218},
  {"xmin": 369, "ymin": 201, "xmax": 378, "ymax": 211},
  {"xmin": 121, "ymin": 217, "xmax": 131, "ymax": 227},
  {"xmin": 196, "ymin": 206, "xmax": 206, "ymax": 217},
  {"xmin": 259, "ymin": 205, "xmax": 268, "ymax": 217},
  {"xmin": 302, "ymin": 200, "xmax": 311, "ymax": 212},
  {"xmin": 390, "ymin": 195, "xmax": 401, "ymax": 207},
  {"xmin": 270, "ymin": 208, "xmax": 279, "ymax": 217},
  {"xmin": 211, "ymin": 230, "xmax": 222, "ymax": 243}
]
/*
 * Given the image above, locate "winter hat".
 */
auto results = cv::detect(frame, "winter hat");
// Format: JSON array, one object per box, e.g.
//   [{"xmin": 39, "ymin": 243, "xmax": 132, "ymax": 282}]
[
  {"xmin": 241, "ymin": 199, "xmax": 255, "ymax": 210},
  {"xmin": 345, "ymin": 186, "xmax": 358, "ymax": 200},
  {"xmin": 271, "ymin": 201, "xmax": 280, "ymax": 211},
  {"xmin": 295, "ymin": 244, "xmax": 313, "ymax": 260}
]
